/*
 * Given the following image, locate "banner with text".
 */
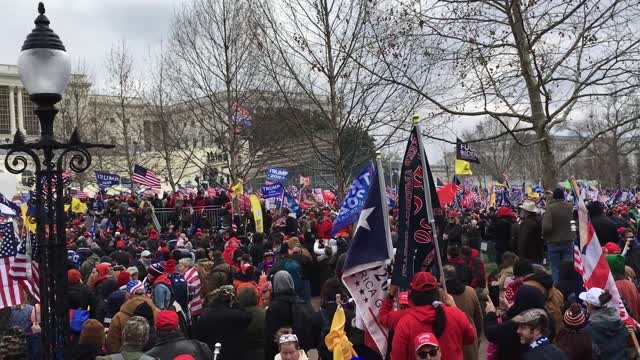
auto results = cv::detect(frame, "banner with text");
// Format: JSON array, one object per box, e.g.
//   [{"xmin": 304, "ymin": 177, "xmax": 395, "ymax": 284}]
[
  {"xmin": 261, "ymin": 183, "xmax": 284, "ymax": 199},
  {"xmin": 266, "ymin": 168, "xmax": 288, "ymax": 183},
  {"xmin": 95, "ymin": 171, "xmax": 121, "ymax": 188}
]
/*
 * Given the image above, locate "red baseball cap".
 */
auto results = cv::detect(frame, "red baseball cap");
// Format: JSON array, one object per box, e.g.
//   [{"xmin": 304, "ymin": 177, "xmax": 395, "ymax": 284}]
[
  {"xmin": 174, "ymin": 356, "xmax": 195, "ymax": 360},
  {"xmin": 399, "ymin": 291, "xmax": 409, "ymax": 305},
  {"xmin": 448, "ymin": 210, "xmax": 459, "ymax": 218},
  {"xmin": 116, "ymin": 240, "xmax": 125, "ymax": 249},
  {"xmin": 415, "ymin": 332, "xmax": 439, "ymax": 352},
  {"xmin": 156, "ymin": 310, "xmax": 179, "ymax": 331},
  {"xmin": 409, "ymin": 272, "xmax": 437, "ymax": 292}
]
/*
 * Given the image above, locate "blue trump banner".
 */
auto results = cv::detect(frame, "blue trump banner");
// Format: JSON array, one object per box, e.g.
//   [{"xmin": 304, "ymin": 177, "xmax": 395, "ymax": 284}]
[
  {"xmin": 96, "ymin": 171, "xmax": 121, "ymax": 188},
  {"xmin": 261, "ymin": 183, "xmax": 284, "ymax": 199},
  {"xmin": 331, "ymin": 162, "xmax": 375, "ymax": 237},
  {"xmin": 266, "ymin": 168, "xmax": 288, "ymax": 183}
]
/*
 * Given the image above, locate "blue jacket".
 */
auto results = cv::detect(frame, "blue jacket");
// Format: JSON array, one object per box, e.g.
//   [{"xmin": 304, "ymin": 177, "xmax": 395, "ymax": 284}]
[{"xmin": 585, "ymin": 306, "xmax": 628, "ymax": 360}]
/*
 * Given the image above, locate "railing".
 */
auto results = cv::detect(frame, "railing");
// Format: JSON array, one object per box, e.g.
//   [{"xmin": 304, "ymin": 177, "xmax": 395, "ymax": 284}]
[{"xmin": 153, "ymin": 205, "xmax": 225, "ymax": 229}]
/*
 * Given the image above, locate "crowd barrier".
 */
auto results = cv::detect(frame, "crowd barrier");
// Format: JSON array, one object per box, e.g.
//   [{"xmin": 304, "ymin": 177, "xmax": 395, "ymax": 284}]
[{"xmin": 153, "ymin": 205, "xmax": 224, "ymax": 229}]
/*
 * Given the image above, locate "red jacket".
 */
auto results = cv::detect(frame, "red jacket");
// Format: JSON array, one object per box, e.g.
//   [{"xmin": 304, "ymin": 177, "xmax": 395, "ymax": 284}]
[
  {"xmin": 317, "ymin": 219, "xmax": 332, "ymax": 240},
  {"xmin": 391, "ymin": 305, "xmax": 476, "ymax": 360},
  {"xmin": 379, "ymin": 298, "xmax": 410, "ymax": 330}
]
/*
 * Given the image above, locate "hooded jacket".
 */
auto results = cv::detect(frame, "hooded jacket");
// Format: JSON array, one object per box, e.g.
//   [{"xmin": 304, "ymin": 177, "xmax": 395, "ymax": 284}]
[
  {"xmin": 265, "ymin": 271, "xmax": 299, "ymax": 360},
  {"xmin": 390, "ymin": 304, "xmax": 476, "ymax": 360},
  {"xmin": 585, "ymin": 306, "xmax": 628, "ymax": 360},
  {"xmin": 106, "ymin": 296, "xmax": 159, "ymax": 353},
  {"xmin": 152, "ymin": 275, "xmax": 173, "ymax": 310},
  {"xmin": 523, "ymin": 272, "xmax": 563, "ymax": 333},
  {"xmin": 195, "ymin": 302, "xmax": 252, "ymax": 360},
  {"xmin": 146, "ymin": 330, "xmax": 214, "ymax": 360},
  {"xmin": 237, "ymin": 287, "xmax": 266, "ymax": 360}
]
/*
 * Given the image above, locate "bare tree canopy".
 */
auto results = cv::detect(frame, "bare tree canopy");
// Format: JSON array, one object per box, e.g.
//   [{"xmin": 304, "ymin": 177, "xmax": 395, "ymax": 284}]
[{"xmin": 363, "ymin": 0, "xmax": 640, "ymax": 187}]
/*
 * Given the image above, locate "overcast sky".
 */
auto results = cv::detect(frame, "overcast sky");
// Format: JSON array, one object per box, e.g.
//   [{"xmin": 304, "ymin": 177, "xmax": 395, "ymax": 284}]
[{"xmin": 0, "ymin": 0, "xmax": 181, "ymax": 89}]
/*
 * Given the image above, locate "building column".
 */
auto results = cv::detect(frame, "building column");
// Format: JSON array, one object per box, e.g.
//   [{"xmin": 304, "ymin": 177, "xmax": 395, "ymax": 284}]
[
  {"xmin": 16, "ymin": 87, "xmax": 24, "ymax": 130},
  {"xmin": 8, "ymin": 87, "xmax": 15, "ymax": 135}
]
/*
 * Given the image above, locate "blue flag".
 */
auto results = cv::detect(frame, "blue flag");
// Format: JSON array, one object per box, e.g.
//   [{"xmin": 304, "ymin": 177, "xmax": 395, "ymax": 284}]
[
  {"xmin": 96, "ymin": 171, "xmax": 120, "ymax": 188},
  {"xmin": 285, "ymin": 193, "xmax": 300, "ymax": 215},
  {"xmin": 331, "ymin": 162, "xmax": 375, "ymax": 237}
]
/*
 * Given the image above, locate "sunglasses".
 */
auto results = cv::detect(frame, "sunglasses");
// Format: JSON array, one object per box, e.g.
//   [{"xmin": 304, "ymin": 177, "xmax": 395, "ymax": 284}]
[{"xmin": 417, "ymin": 348, "xmax": 439, "ymax": 359}]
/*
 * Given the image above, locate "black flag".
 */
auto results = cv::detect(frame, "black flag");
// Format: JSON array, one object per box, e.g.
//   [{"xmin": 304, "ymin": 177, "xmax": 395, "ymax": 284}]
[
  {"xmin": 456, "ymin": 138, "xmax": 480, "ymax": 163},
  {"xmin": 392, "ymin": 127, "xmax": 442, "ymax": 288}
]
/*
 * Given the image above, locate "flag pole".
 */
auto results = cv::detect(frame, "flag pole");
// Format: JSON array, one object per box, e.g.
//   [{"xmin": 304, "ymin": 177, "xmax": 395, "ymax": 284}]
[
  {"xmin": 413, "ymin": 114, "xmax": 446, "ymax": 293},
  {"xmin": 376, "ymin": 151, "xmax": 394, "ymax": 260}
]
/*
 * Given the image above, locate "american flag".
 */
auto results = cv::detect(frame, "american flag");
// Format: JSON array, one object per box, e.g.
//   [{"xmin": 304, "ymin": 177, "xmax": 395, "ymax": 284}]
[
  {"xmin": 41, "ymin": 171, "xmax": 72, "ymax": 197},
  {"xmin": 184, "ymin": 266, "xmax": 202, "ymax": 317},
  {"xmin": 0, "ymin": 222, "xmax": 39, "ymax": 309},
  {"xmin": 453, "ymin": 176, "xmax": 463, "ymax": 193},
  {"xmin": 386, "ymin": 186, "xmax": 397, "ymax": 207},
  {"xmin": 133, "ymin": 164, "xmax": 161, "ymax": 190},
  {"xmin": 71, "ymin": 189, "xmax": 89, "ymax": 200},
  {"xmin": 574, "ymin": 189, "xmax": 638, "ymax": 327}
]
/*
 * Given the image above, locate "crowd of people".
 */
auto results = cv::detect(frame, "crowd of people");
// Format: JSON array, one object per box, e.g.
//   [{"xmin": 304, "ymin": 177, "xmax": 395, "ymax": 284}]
[{"xmin": 1, "ymin": 186, "xmax": 640, "ymax": 359}]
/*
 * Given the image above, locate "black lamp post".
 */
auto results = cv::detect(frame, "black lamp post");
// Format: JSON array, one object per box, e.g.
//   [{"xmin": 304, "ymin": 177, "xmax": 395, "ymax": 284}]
[{"xmin": 1, "ymin": 3, "xmax": 113, "ymax": 358}]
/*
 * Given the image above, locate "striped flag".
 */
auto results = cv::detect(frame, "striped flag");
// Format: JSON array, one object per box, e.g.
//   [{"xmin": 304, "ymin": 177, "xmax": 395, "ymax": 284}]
[
  {"xmin": 574, "ymin": 189, "xmax": 637, "ymax": 327},
  {"xmin": 71, "ymin": 189, "xmax": 89, "ymax": 200},
  {"xmin": 0, "ymin": 222, "xmax": 39, "ymax": 308},
  {"xmin": 184, "ymin": 266, "xmax": 203, "ymax": 317},
  {"xmin": 133, "ymin": 164, "xmax": 161, "ymax": 189}
]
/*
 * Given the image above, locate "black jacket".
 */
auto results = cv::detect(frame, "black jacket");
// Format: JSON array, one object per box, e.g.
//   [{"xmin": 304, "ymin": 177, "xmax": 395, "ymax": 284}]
[
  {"xmin": 70, "ymin": 344, "xmax": 104, "ymax": 360},
  {"xmin": 264, "ymin": 291, "xmax": 297, "ymax": 360},
  {"xmin": 518, "ymin": 215, "xmax": 543, "ymax": 263},
  {"xmin": 195, "ymin": 303, "xmax": 252, "ymax": 360},
  {"xmin": 484, "ymin": 312, "xmax": 529, "ymax": 360},
  {"xmin": 68, "ymin": 283, "xmax": 92, "ymax": 310},
  {"xmin": 285, "ymin": 216, "xmax": 299, "ymax": 235},
  {"xmin": 493, "ymin": 217, "xmax": 514, "ymax": 253},
  {"xmin": 146, "ymin": 331, "xmax": 213, "ymax": 360},
  {"xmin": 523, "ymin": 343, "xmax": 568, "ymax": 360},
  {"xmin": 591, "ymin": 214, "xmax": 618, "ymax": 246}
]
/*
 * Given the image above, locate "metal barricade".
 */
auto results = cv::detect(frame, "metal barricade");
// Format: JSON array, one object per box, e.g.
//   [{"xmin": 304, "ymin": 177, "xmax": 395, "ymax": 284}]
[{"xmin": 153, "ymin": 205, "xmax": 224, "ymax": 230}]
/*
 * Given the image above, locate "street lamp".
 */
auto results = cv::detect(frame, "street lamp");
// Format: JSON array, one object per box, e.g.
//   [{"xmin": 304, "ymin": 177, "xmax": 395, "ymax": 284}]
[{"xmin": 1, "ymin": 3, "xmax": 114, "ymax": 358}]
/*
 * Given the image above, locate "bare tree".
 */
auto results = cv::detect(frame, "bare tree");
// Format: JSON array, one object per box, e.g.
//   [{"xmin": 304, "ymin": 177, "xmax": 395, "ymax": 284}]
[
  {"xmin": 252, "ymin": 0, "xmax": 423, "ymax": 197},
  {"xmin": 566, "ymin": 94, "xmax": 640, "ymax": 187},
  {"xmin": 103, "ymin": 40, "xmax": 148, "ymax": 187},
  {"xmin": 140, "ymin": 43, "xmax": 201, "ymax": 191},
  {"xmin": 169, "ymin": 0, "xmax": 267, "ymax": 186},
  {"xmin": 363, "ymin": 0, "xmax": 640, "ymax": 187}
]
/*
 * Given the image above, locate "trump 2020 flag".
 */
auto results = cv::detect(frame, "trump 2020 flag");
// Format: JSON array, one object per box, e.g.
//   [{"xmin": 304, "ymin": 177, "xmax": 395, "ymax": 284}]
[
  {"xmin": 331, "ymin": 162, "xmax": 375, "ymax": 237},
  {"xmin": 341, "ymin": 165, "xmax": 391, "ymax": 356}
]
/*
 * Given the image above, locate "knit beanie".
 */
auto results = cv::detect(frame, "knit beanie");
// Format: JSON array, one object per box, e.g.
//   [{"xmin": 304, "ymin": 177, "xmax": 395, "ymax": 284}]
[
  {"xmin": 117, "ymin": 271, "xmax": 131, "ymax": 287},
  {"xmin": 95, "ymin": 263, "xmax": 110, "ymax": 277},
  {"xmin": 563, "ymin": 303, "xmax": 587, "ymax": 330},
  {"xmin": 148, "ymin": 262, "xmax": 165, "ymax": 278},
  {"xmin": 67, "ymin": 269, "xmax": 82, "ymax": 285},
  {"xmin": 164, "ymin": 259, "xmax": 177, "ymax": 274},
  {"xmin": 606, "ymin": 254, "xmax": 625, "ymax": 276},
  {"xmin": 78, "ymin": 319, "xmax": 105, "ymax": 346}
]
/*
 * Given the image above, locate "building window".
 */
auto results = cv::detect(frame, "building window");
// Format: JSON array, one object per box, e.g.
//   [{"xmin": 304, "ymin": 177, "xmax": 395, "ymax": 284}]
[
  {"xmin": 0, "ymin": 87, "xmax": 10, "ymax": 134},
  {"xmin": 22, "ymin": 93, "xmax": 39, "ymax": 135}
]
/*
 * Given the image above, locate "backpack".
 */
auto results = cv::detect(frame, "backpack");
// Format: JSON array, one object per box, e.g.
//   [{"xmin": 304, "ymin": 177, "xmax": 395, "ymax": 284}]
[
  {"xmin": 69, "ymin": 309, "xmax": 90, "ymax": 334},
  {"xmin": 283, "ymin": 259, "xmax": 303, "ymax": 291},
  {"xmin": 290, "ymin": 300, "xmax": 315, "ymax": 351},
  {"xmin": 167, "ymin": 272, "xmax": 190, "ymax": 312}
]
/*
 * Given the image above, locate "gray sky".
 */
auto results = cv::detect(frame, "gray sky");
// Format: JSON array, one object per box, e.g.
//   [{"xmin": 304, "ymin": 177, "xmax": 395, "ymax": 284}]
[{"xmin": 0, "ymin": 0, "xmax": 180, "ymax": 88}]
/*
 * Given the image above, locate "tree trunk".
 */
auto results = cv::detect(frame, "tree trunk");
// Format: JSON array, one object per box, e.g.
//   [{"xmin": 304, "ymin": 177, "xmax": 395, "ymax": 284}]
[{"xmin": 537, "ymin": 129, "xmax": 558, "ymax": 189}]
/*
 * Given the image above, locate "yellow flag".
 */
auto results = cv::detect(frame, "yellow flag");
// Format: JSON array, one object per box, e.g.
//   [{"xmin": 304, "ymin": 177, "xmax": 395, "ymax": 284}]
[
  {"xmin": 71, "ymin": 198, "xmax": 87, "ymax": 214},
  {"xmin": 250, "ymin": 194, "xmax": 263, "ymax": 233},
  {"xmin": 325, "ymin": 305, "xmax": 358, "ymax": 360},
  {"xmin": 21, "ymin": 205, "xmax": 36, "ymax": 233},
  {"xmin": 455, "ymin": 159, "xmax": 473, "ymax": 175},
  {"xmin": 231, "ymin": 181, "xmax": 243, "ymax": 199}
]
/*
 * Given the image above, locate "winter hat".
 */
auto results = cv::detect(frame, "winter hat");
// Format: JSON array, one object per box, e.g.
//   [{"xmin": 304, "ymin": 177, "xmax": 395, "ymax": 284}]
[
  {"xmin": 606, "ymin": 254, "xmax": 625, "ymax": 276},
  {"xmin": 174, "ymin": 355, "xmax": 195, "ymax": 360},
  {"xmin": 553, "ymin": 188, "xmax": 565, "ymax": 200},
  {"xmin": 604, "ymin": 242, "xmax": 621, "ymax": 255},
  {"xmin": 78, "ymin": 319, "xmax": 105, "ymax": 346},
  {"xmin": 156, "ymin": 310, "xmax": 179, "ymax": 331},
  {"xmin": 95, "ymin": 263, "xmax": 110, "ymax": 277},
  {"xmin": 164, "ymin": 259, "xmax": 177, "ymax": 274},
  {"xmin": 563, "ymin": 303, "xmax": 587, "ymax": 329},
  {"xmin": 127, "ymin": 280, "xmax": 145, "ymax": 295},
  {"xmin": 409, "ymin": 272, "xmax": 438, "ymax": 292},
  {"xmin": 116, "ymin": 240, "xmax": 125, "ymax": 249},
  {"xmin": 132, "ymin": 301, "xmax": 154, "ymax": 325},
  {"xmin": 107, "ymin": 290, "xmax": 127, "ymax": 315},
  {"xmin": 68, "ymin": 269, "xmax": 82, "ymax": 285},
  {"xmin": 122, "ymin": 316, "xmax": 150, "ymax": 347},
  {"xmin": 0, "ymin": 327, "xmax": 26, "ymax": 359},
  {"xmin": 148, "ymin": 262, "xmax": 165, "ymax": 277},
  {"xmin": 126, "ymin": 266, "xmax": 139, "ymax": 276},
  {"xmin": 117, "ymin": 271, "xmax": 131, "ymax": 287}
]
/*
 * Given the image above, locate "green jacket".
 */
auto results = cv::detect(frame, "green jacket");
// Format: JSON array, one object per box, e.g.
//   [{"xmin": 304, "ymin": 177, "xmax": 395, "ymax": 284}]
[
  {"xmin": 542, "ymin": 199, "xmax": 574, "ymax": 246},
  {"xmin": 96, "ymin": 345, "xmax": 158, "ymax": 360},
  {"xmin": 80, "ymin": 253, "xmax": 100, "ymax": 282}
]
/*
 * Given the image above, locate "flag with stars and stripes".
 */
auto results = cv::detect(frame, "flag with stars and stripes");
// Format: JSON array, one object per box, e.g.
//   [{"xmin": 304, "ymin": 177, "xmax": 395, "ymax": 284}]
[{"xmin": 0, "ymin": 222, "xmax": 39, "ymax": 308}]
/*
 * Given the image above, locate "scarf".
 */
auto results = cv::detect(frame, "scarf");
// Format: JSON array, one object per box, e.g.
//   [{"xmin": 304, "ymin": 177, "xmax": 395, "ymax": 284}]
[{"xmin": 529, "ymin": 336, "xmax": 550, "ymax": 349}]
